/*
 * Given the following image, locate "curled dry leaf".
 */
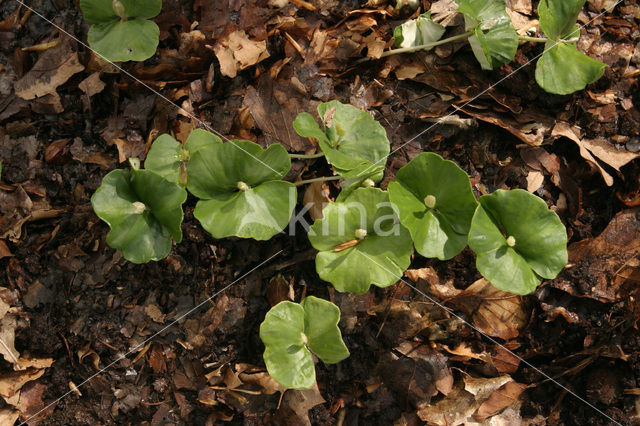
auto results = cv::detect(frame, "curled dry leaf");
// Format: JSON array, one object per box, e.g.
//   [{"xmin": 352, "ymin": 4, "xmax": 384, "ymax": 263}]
[
  {"xmin": 452, "ymin": 279, "xmax": 529, "ymax": 340},
  {"xmin": 213, "ymin": 30, "xmax": 270, "ymax": 78},
  {"xmin": 418, "ymin": 375, "xmax": 523, "ymax": 425},
  {"xmin": 552, "ymin": 208, "xmax": 640, "ymax": 302},
  {"xmin": 551, "ymin": 122, "xmax": 640, "ymax": 186},
  {"xmin": 302, "ymin": 181, "xmax": 332, "ymax": 221}
]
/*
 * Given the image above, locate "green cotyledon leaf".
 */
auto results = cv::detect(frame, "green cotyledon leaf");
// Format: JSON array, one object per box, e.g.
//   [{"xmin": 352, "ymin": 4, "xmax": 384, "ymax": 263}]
[
  {"xmin": 91, "ymin": 168, "xmax": 187, "ymax": 263},
  {"xmin": 468, "ymin": 189, "xmax": 568, "ymax": 295},
  {"xmin": 260, "ymin": 296, "xmax": 349, "ymax": 389},
  {"xmin": 187, "ymin": 139, "xmax": 295, "ymax": 240},
  {"xmin": 308, "ymin": 187, "xmax": 413, "ymax": 294},
  {"xmin": 388, "ymin": 152, "xmax": 478, "ymax": 260}
]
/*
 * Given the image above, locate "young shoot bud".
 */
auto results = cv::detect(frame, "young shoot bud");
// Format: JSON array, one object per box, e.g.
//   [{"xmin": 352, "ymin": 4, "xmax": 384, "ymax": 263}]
[
  {"xmin": 506, "ymin": 236, "xmax": 516, "ymax": 247},
  {"xmin": 128, "ymin": 157, "xmax": 141, "ymax": 170},
  {"xmin": 237, "ymin": 181, "xmax": 250, "ymax": 192},
  {"xmin": 362, "ymin": 178, "xmax": 375, "ymax": 188},
  {"xmin": 335, "ymin": 123, "xmax": 346, "ymax": 137},
  {"xmin": 112, "ymin": 0, "xmax": 126, "ymax": 19},
  {"xmin": 132, "ymin": 201, "xmax": 147, "ymax": 214},
  {"xmin": 301, "ymin": 332, "xmax": 309, "ymax": 345},
  {"xmin": 424, "ymin": 195, "xmax": 436, "ymax": 209},
  {"xmin": 355, "ymin": 228, "xmax": 367, "ymax": 240}
]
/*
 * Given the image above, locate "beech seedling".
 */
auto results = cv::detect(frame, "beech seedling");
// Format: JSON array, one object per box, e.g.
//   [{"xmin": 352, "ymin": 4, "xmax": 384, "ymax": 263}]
[
  {"xmin": 80, "ymin": 0, "xmax": 162, "ymax": 62},
  {"xmin": 187, "ymin": 139, "xmax": 295, "ymax": 240},
  {"xmin": 468, "ymin": 189, "xmax": 568, "ymax": 295},
  {"xmin": 259, "ymin": 296, "xmax": 350, "ymax": 389},
  {"xmin": 91, "ymin": 160, "xmax": 187, "ymax": 263},
  {"xmin": 293, "ymin": 101, "xmax": 390, "ymax": 182},
  {"xmin": 388, "ymin": 152, "xmax": 478, "ymax": 260},
  {"xmin": 308, "ymin": 187, "xmax": 413, "ymax": 294}
]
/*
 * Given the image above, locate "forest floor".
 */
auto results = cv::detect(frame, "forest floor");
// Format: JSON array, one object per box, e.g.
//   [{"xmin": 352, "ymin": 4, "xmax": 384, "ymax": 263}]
[{"xmin": 0, "ymin": 0, "xmax": 640, "ymax": 424}]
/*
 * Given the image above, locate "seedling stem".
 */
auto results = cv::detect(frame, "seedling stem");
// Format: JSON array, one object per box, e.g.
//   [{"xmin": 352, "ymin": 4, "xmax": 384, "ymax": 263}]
[{"xmin": 294, "ymin": 175, "xmax": 341, "ymax": 186}]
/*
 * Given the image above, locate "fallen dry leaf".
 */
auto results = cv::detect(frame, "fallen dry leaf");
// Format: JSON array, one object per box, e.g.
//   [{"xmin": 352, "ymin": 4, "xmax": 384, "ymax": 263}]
[
  {"xmin": 551, "ymin": 122, "xmax": 640, "ymax": 186},
  {"xmin": 78, "ymin": 72, "xmax": 106, "ymax": 98},
  {"xmin": 0, "ymin": 369, "xmax": 45, "ymax": 399},
  {"xmin": 0, "ymin": 314, "xmax": 19, "ymax": 364},
  {"xmin": 0, "ymin": 241, "xmax": 12, "ymax": 259},
  {"xmin": 452, "ymin": 279, "xmax": 529, "ymax": 340},
  {"xmin": 13, "ymin": 40, "xmax": 84, "ymax": 113},
  {"xmin": 302, "ymin": 181, "xmax": 331, "ymax": 221},
  {"xmin": 214, "ymin": 30, "xmax": 269, "ymax": 78},
  {"xmin": 552, "ymin": 208, "xmax": 640, "ymax": 302},
  {"xmin": 418, "ymin": 375, "xmax": 516, "ymax": 425},
  {"xmin": 474, "ymin": 380, "xmax": 526, "ymax": 421}
]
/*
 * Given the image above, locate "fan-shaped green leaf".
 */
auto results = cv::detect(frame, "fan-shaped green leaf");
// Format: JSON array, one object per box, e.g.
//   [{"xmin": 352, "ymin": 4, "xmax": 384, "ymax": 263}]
[
  {"xmin": 260, "ymin": 296, "xmax": 349, "ymax": 389},
  {"xmin": 456, "ymin": 0, "xmax": 518, "ymax": 70},
  {"xmin": 293, "ymin": 101, "xmax": 390, "ymax": 182},
  {"xmin": 388, "ymin": 153, "xmax": 478, "ymax": 260},
  {"xmin": 91, "ymin": 168, "xmax": 187, "ymax": 263},
  {"xmin": 88, "ymin": 19, "xmax": 159, "ymax": 62},
  {"xmin": 535, "ymin": 42, "xmax": 606, "ymax": 95},
  {"xmin": 308, "ymin": 188, "xmax": 413, "ymax": 294},
  {"xmin": 468, "ymin": 189, "xmax": 568, "ymax": 295},
  {"xmin": 187, "ymin": 140, "xmax": 295, "ymax": 240},
  {"xmin": 394, "ymin": 12, "xmax": 446, "ymax": 48},
  {"xmin": 145, "ymin": 130, "xmax": 222, "ymax": 185},
  {"xmin": 538, "ymin": 0, "xmax": 585, "ymax": 40}
]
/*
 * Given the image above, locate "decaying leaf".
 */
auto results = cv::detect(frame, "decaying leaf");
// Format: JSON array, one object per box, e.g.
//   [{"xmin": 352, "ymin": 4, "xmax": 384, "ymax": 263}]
[
  {"xmin": 551, "ymin": 122, "xmax": 640, "ymax": 186},
  {"xmin": 302, "ymin": 181, "xmax": 332, "ymax": 221},
  {"xmin": 552, "ymin": 208, "xmax": 640, "ymax": 302},
  {"xmin": 451, "ymin": 279, "xmax": 529, "ymax": 340},
  {"xmin": 13, "ymin": 40, "xmax": 85, "ymax": 113},
  {"xmin": 417, "ymin": 374, "xmax": 524, "ymax": 425},
  {"xmin": 213, "ymin": 30, "xmax": 270, "ymax": 78}
]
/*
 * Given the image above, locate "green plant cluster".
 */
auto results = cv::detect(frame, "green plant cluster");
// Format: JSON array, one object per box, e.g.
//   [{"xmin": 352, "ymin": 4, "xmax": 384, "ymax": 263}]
[
  {"xmin": 79, "ymin": 0, "xmax": 162, "ymax": 62},
  {"xmin": 392, "ymin": 0, "xmax": 606, "ymax": 94},
  {"xmin": 92, "ymin": 100, "xmax": 568, "ymax": 390}
]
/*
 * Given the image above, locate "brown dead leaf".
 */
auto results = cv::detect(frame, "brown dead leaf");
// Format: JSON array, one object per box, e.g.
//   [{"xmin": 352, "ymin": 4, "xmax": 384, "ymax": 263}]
[
  {"xmin": 238, "ymin": 369, "xmax": 285, "ymax": 395},
  {"xmin": 16, "ymin": 381, "xmax": 47, "ymax": 421},
  {"xmin": 242, "ymin": 75, "xmax": 314, "ymax": 152},
  {"xmin": 552, "ymin": 122, "xmax": 640, "ymax": 186},
  {"xmin": 0, "ymin": 369, "xmax": 45, "ymax": 399},
  {"xmin": 0, "ymin": 241, "xmax": 12, "ymax": 259},
  {"xmin": 526, "ymin": 170, "xmax": 544, "ymax": 193},
  {"xmin": 78, "ymin": 72, "xmax": 106, "ymax": 98},
  {"xmin": 0, "ymin": 314, "xmax": 19, "ymax": 364},
  {"xmin": 13, "ymin": 40, "xmax": 84, "ymax": 113},
  {"xmin": 78, "ymin": 344, "xmax": 100, "ymax": 371},
  {"xmin": 302, "ymin": 181, "xmax": 331, "ymax": 221},
  {"xmin": 214, "ymin": 30, "xmax": 269, "ymax": 78},
  {"xmin": 418, "ymin": 375, "xmax": 514, "ymax": 425},
  {"xmin": 13, "ymin": 357, "xmax": 53, "ymax": 371},
  {"xmin": 145, "ymin": 304, "xmax": 166, "ymax": 323},
  {"xmin": 0, "ymin": 408, "xmax": 19, "ymax": 425},
  {"xmin": 461, "ymin": 107, "xmax": 554, "ymax": 146},
  {"xmin": 453, "ymin": 279, "xmax": 529, "ymax": 340},
  {"xmin": 474, "ymin": 380, "xmax": 526, "ymax": 421},
  {"xmin": 280, "ymin": 383, "xmax": 325, "ymax": 425},
  {"xmin": 267, "ymin": 274, "xmax": 293, "ymax": 307},
  {"xmin": 552, "ymin": 208, "xmax": 640, "ymax": 302}
]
